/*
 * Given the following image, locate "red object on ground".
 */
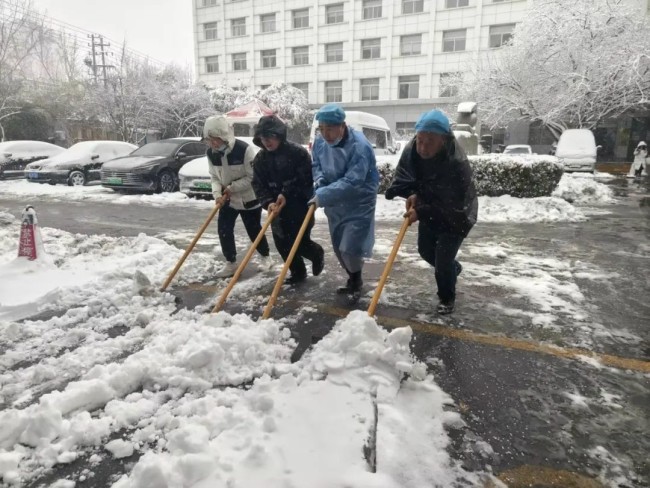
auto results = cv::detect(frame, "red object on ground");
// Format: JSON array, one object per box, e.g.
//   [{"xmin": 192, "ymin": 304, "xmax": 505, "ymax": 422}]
[{"xmin": 18, "ymin": 206, "xmax": 38, "ymax": 260}]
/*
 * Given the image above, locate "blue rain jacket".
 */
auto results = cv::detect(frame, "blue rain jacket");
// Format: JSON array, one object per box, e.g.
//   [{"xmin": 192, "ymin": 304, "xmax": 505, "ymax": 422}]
[{"xmin": 312, "ymin": 127, "xmax": 379, "ymax": 258}]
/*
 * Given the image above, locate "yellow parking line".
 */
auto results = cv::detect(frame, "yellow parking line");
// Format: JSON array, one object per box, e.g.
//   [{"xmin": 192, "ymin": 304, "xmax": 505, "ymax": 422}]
[
  {"xmin": 496, "ymin": 465, "xmax": 604, "ymax": 487},
  {"xmin": 311, "ymin": 303, "xmax": 650, "ymax": 373}
]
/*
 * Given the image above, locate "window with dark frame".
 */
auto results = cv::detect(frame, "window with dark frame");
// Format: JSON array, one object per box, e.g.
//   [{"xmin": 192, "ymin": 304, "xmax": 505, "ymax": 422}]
[
  {"xmin": 489, "ymin": 24, "xmax": 515, "ymax": 48},
  {"xmin": 231, "ymin": 18, "xmax": 246, "ymax": 37},
  {"xmin": 261, "ymin": 49, "xmax": 277, "ymax": 68},
  {"xmin": 292, "ymin": 46, "xmax": 309, "ymax": 65},
  {"xmin": 205, "ymin": 56, "xmax": 219, "ymax": 73},
  {"xmin": 442, "ymin": 29, "xmax": 466, "ymax": 52},
  {"xmin": 232, "ymin": 53, "xmax": 247, "ymax": 71},
  {"xmin": 325, "ymin": 3, "xmax": 344, "ymax": 24},
  {"xmin": 400, "ymin": 34, "xmax": 422, "ymax": 56},
  {"xmin": 325, "ymin": 80, "xmax": 343, "ymax": 102},
  {"xmin": 402, "ymin": 0, "xmax": 424, "ymax": 14},
  {"xmin": 360, "ymin": 78, "xmax": 380, "ymax": 101},
  {"xmin": 361, "ymin": 38, "xmax": 381, "ymax": 59},
  {"xmin": 292, "ymin": 8, "xmax": 310, "ymax": 29},
  {"xmin": 325, "ymin": 42, "xmax": 343, "ymax": 62},
  {"xmin": 203, "ymin": 22, "xmax": 218, "ymax": 41},
  {"xmin": 362, "ymin": 0, "xmax": 382, "ymax": 19},
  {"xmin": 260, "ymin": 13, "xmax": 276, "ymax": 33},
  {"xmin": 398, "ymin": 75, "xmax": 419, "ymax": 99}
]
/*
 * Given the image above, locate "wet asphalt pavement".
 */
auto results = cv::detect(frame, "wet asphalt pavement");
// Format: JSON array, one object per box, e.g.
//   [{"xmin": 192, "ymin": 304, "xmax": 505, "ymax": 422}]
[{"xmin": 1, "ymin": 175, "xmax": 649, "ymax": 487}]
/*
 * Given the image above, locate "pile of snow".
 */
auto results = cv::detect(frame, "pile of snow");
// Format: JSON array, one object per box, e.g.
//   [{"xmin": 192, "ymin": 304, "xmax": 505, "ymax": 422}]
[
  {"xmin": 552, "ymin": 174, "xmax": 615, "ymax": 204},
  {"xmin": 0, "ymin": 220, "xmax": 493, "ymax": 487},
  {"xmin": 477, "ymin": 195, "xmax": 586, "ymax": 223}
]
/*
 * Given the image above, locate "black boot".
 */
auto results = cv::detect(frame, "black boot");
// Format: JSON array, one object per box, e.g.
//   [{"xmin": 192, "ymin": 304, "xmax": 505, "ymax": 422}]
[
  {"xmin": 336, "ymin": 271, "xmax": 363, "ymax": 295},
  {"xmin": 312, "ymin": 246, "xmax": 325, "ymax": 276}
]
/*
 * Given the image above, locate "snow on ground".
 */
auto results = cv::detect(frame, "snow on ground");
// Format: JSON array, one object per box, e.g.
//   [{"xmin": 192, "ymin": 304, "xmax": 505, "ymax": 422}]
[
  {"xmin": 1, "ymin": 173, "xmax": 615, "ymax": 225},
  {"xmin": 0, "ymin": 221, "xmax": 492, "ymax": 487}
]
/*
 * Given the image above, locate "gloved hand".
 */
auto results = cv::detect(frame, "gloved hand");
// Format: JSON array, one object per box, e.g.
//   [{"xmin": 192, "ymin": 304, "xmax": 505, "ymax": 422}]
[{"xmin": 308, "ymin": 195, "xmax": 319, "ymax": 208}]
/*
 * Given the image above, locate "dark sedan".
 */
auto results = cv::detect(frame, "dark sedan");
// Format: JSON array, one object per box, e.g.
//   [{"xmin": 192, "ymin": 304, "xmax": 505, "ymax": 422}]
[
  {"xmin": 0, "ymin": 140, "xmax": 64, "ymax": 179},
  {"xmin": 100, "ymin": 138, "xmax": 206, "ymax": 193}
]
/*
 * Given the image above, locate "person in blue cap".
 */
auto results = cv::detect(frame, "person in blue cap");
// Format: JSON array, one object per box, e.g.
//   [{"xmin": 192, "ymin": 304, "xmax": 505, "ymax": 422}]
[
  {"xmin": 310, "ymin": 103, "xmax": 379, "ymax": 300},
  {"xmin": 386, "ymin": 109, "xmax": 478, "ymax": 315}
]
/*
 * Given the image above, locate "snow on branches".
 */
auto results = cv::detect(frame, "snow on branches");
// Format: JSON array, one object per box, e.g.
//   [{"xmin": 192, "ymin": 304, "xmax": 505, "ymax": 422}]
[{"xmin": 468, "ymin": 0, "xmax": 650, "ymax": 139}]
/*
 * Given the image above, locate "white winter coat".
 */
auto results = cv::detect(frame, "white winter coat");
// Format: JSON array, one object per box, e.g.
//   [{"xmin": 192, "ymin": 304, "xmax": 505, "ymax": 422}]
[
  {"xmin": 628, "ymin": 142, "xmax": 648, "ymax": 177},
  {"xmin": 208, "ymin": 141, "xmax": 260, "ymax": 210}
]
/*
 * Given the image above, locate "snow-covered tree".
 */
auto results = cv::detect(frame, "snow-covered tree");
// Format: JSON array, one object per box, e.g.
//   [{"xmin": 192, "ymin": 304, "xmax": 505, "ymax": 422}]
[
  {"xmin": 467, "ymin": 0, "xmax": 650, "ymax": 139},
  {"xmin": 0, "ymin": 0, "xmax": 46, "ymax": 140}
]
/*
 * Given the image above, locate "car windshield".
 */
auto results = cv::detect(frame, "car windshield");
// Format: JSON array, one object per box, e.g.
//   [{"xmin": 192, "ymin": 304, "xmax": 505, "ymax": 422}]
[
  {"xmin": 505, "ymin": 147, "xmax": 531, "ymax": 154},
  {"xmin": 131, "ymin": 141, "xmax": 180, "ymax": 157}
]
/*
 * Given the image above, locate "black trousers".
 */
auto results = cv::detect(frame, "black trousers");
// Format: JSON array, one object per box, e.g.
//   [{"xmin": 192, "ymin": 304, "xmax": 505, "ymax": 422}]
[
  {"xmin": 271, "ymin": 201, "xmax": 322, "ymax": 277},
  {"xmin": 217, "ymin": 205, "xmax": 269, "ymax": 262},
  {"xmin": 417, "ymin": 221, "xmax": 464, "ymax": 302}
]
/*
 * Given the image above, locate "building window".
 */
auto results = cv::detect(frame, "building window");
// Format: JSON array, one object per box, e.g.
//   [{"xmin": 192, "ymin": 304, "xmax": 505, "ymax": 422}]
[
  {"xmin": 292, "ymin": 46, "xmax": 309, "ymax": 66},
  {"xmin": 362, "ymin": 0, "xmax": 382, "ymax": 20},
  {"xmin": 443, "ymin": 29, "xmax": 466, "ymax": 52},
  {"xmin": 489, "ymin": 24, "xmax": 515, "ymax": 48},
  {"xmin": 439, "ymin": 73, "xmax": 460, "ymax": 97},
  {"xmin": 396, "ymin": 122, "xmax": 416, "ymax": 137},
  {"xmin": 260, "ymin": 13, "xmax": 276, "ymax": 33},
  {"xmin": 203, "ymin": 22, "xmax": 218, "ymax": 41},
  {"xmin": 325, "ymin": 3, "xmax": 344, "ymax": 24},
  {"xmin": 231, "ymin": 18, "xmax": 246, "ymax": 37},
  {"xmin": 292, "ymin": 82, "xmax": 309, "ymax": 99},
  {"xmin": 292, "ymin": 8, "xmax": 309, "ymax": 29},
  {"xmin": 261, "ymin": 49, "xmax": 277, "ymax": 68},
  {"xmin": 360, "ymin": 78, "xmax": 380, "ymax": 101},
  {"xmin": 402, "ymin": 0, "xmax": 424, "ymax": 14},
  {"xmin": 398, "ymin": 75, "xmax": 419, "ymax": 99},
  {"xmin": 232, "ymin": 53, "xmax": 247, "ymax": 71},
  {"xmin": 205, "ymin": 56, "xmax": 219, "ymax": 73},
  {"xmin": 446, "ymin": 0, "xmax": 469, "ymax": 7},
  {"xmin": 325, "ymin": 81, "xmax": 342, "ymax": 102},
  {"xmin": 361, "ymin": 38, "xmax": 381, "ymax": 59},
  {"xmin": 202, "ymin": 0, "xmax": 217, "ymax": 6},
  {"xmin": 400, "ymin": 34, "xmax": 422, "ymax": 56},
  {"xmin": 325, "ymin": 42, "xmax": 343, "ymax": 63}
]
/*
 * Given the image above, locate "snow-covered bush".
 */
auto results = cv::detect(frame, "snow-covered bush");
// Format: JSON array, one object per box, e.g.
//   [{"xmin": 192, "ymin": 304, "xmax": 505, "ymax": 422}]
[
  {"xmin": 469, "ymin": 154, "xmax": 563, "ymax": 198},
  {"xmin": 377, "ymin": 155, "xmax": 564, "ymax": 197}
]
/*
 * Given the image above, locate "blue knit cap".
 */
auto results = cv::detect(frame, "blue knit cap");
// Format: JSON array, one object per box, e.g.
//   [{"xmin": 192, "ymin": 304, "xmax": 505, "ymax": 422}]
[
  {"xmin": 316, "ymin": 104, "xmax": 346, "ymax": 125},
  {"xmin": 415, "ymin": 110, "xmax": 451, "ymax": 135}
]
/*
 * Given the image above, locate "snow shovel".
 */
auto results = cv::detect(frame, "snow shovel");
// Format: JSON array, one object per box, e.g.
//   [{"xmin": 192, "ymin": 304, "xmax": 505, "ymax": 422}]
[
  {"xmin": 160, "ymin": 201, "xmax": 223, "ymax": 291},
  {"xmin": 211, "ymin": 210, "xmax": 276, "ymax": 313},
  {"xmin": 367, "ymin": 216, "xmax": 411, "ymax": 317},
  {"xmin": 261, "ymin": 203, "xmax": 316, "ymax": 320}
]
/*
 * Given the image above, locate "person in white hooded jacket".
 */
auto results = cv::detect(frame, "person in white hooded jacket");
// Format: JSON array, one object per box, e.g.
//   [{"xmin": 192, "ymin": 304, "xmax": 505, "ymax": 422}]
[
  {"xmin": 628, "ymin": 141, "xmax": 648, "ymax": 178},
  {"xmin": 203, "ymin": 115, "xmax": 271, "ymax": 277}
]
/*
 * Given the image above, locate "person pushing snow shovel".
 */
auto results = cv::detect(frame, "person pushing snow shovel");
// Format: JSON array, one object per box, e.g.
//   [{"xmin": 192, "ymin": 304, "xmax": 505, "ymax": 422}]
[
  {"xmin": 204, "ymin": 115, "xmax": 272, "ymax": 278},
  {"xmin": 310, "ymin": 104, "xmax": 379, "ymax": 301},
  {"xmin": 386, "ymin": 110, "xmax": 478, "ymax": 315}
]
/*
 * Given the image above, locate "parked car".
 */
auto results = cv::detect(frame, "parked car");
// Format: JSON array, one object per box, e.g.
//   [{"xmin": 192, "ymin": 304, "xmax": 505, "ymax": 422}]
[
  {"xmin": 25, "ymin": 141, "xmax": 137, "ymax": 185},
  {"xmin": 503, "ymin": 144, "xmax": 533, "ymax": 155},
  {"xmin": 0, "ymin": 141, "xmax": 64, "ymax": 180},
  {"xmin": 101, "ymin": 138, "xmax": 206, "ymax": 193},
  {"xmin": 555, "ymin": 129, "xmax": 597, "ymax": 173},
  {"xmin": 178, "ymin": 137, "xmax": 259, "ymax": 198}
]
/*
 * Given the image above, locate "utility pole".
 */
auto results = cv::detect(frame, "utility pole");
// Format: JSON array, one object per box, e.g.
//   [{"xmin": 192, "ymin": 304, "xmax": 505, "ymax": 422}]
[
  {"xmin": 87, "ymin": 34, "xmax": 98, "ymax": 84},
  {"xmin": 87, "ymin": 34, "xmax": 113, "ymax": 87}
]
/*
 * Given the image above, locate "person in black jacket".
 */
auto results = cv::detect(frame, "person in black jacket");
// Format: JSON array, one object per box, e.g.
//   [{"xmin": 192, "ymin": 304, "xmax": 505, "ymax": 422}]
[
  {"xmin": 386, "ymin": 110, "xmax": 478, "ymax": 315},
  {"xmin": 252, "ymin": 115, "xmax": 325, "ymax": 284}
]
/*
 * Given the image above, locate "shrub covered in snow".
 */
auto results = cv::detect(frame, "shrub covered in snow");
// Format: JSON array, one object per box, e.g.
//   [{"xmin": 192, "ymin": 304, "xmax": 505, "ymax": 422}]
[
  {"xmin": 377, "ymin": 155, "xmax": 564, "ymax": 198},
  {"xmin": 470, "ymin": 154, "xmax": 564, "ymax": 198}
]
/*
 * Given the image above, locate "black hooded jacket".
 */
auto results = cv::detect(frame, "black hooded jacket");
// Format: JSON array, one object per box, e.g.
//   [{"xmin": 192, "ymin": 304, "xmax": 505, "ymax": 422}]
[
  {"xmin": 385, "ymin": 136, "xmax": 478, "ymax": 237},
  {"xmin": 251, "ymin": 115, "xmax": 314, "ymax": 208}
]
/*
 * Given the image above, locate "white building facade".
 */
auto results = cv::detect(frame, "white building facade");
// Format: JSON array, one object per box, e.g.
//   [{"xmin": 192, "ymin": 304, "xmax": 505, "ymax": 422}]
[{"xmin": 193, "ymin": 0, "xmax": 650, "ymax": 145}]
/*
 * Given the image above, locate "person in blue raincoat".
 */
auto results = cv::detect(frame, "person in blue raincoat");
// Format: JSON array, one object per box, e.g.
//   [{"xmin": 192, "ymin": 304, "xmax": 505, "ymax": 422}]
[{"xmin": 309, "ymin": 104, "xmax": 379, "ymax": 298}]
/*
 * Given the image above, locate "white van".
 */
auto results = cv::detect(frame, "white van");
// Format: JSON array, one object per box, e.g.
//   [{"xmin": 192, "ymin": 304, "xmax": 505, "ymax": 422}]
[
  {"xmin": 309, "ymin": 110, "xmax": 397, "ymax": 155},
  {"xmin": 555, "ymin": 129, "xmax": 597, "ymax": 173}
]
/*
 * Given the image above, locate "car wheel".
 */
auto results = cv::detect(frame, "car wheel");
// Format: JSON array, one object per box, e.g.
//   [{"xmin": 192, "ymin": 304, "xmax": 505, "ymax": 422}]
[
  {"xmin": 68, "ymin": 170, "xmax": 86, "ymax": 186},
  {"xmin": 157, "ymin": 170, "xmax": 176, "ymax": 193}
]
